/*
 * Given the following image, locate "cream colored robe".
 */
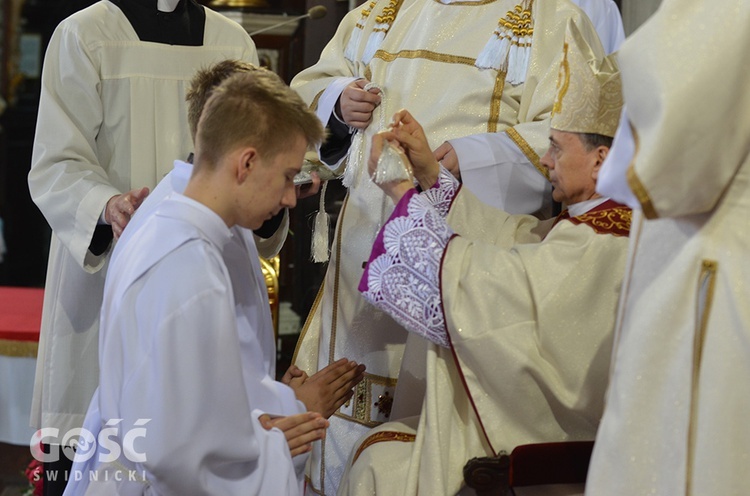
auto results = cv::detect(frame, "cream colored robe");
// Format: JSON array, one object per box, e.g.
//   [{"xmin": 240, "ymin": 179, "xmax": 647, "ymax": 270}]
[
  {"xmin": 340, "ymin": 185, "xmax": 631, "ymax": 495},
  {"xmin": 27, "ymin": 1, "xmax": 258, "ymax": 437},
  {"xmin": 586, "ymin": 1, "xmax": 750, "ymax": 494},
  {"xmin": 290, "ymin": 2, "xmax": 602, "ymax": 493}
]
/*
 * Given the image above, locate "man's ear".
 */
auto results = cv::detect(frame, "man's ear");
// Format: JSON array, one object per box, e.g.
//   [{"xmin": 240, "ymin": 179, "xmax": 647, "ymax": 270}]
[
  {"xmin": 237, "ymin": 147, "xmax": 259, "ymax": 183},
  {"xmin": 592, "ymin": 145, "xmax": 609, "ymax": 180}
]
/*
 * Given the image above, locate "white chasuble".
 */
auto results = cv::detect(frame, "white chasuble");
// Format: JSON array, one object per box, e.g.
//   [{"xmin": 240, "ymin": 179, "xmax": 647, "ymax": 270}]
[{"xmin": 587, "ymin": 1, "xmax": 750, "ymax": 494}]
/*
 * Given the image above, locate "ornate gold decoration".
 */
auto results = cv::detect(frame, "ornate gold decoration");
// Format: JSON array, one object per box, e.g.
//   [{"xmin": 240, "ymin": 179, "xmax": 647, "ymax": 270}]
[
  {"xmin": 497, "ymin": 1, "xmax": 533, "ymax": 38},
  {"xmin": 260, "ymin": 255, "xmax": 280, "ymax": 336},
  {"xmin": 550, "ymin": 20, "xmax": 623, "ymax": 137},
  {"xmin": 374, "ymin": 391, "xmax": 393, "ymax": 418},
  {"xmin": 552, "ymin": 41, "xmax": 570, "ymax": 116},
  {"xmin": 569, "ymin": 205, "xmax": 632, "ymax": 237},
  {"xmin": 334, "ymin": 371, "xmax": 398, "ymax": 427}
]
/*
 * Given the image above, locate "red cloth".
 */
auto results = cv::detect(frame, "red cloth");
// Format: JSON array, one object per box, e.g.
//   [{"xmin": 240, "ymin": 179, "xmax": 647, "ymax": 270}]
[{"xmin": 0, "ymin": 287, "xmax": 44, "ymax": 342}]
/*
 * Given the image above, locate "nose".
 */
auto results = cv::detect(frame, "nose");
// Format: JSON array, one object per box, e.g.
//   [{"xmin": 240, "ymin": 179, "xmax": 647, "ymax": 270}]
[
  {"xmin": 281, "ymin": 183, "xmax": 297, "ymax": 209},
  {"xmin": 540, "ymin": 148, "xmax": 553, "ymax": 171}
]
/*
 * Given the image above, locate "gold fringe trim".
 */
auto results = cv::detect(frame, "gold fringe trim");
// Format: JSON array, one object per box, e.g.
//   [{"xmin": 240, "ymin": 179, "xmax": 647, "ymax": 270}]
[
  {"xmin": 505, "ymin": 128, "xmax": 547, "ymax": 180},
  {"xmin": 351, "ymin": 430, "xmax": 416, "ymax": 465},
  {"xmin": 0, "ymin": 339, "xmax": 38, "ymax": 358}
]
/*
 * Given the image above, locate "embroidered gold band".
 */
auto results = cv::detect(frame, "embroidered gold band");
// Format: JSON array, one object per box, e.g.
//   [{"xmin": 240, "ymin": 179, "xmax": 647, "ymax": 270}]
[
  {"xmin": 351, "ymin": 430, "xmax": 417, "ymax": 465},
  {"xmin": 505, "ymin": 127, "xmax": 548, "ymax": 180},
  {"xmin": 373, "ymin": 49, "xmax": 476, "ymax": 67}
]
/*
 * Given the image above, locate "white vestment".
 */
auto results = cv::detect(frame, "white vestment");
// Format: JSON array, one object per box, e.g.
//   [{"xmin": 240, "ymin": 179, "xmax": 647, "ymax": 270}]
[
  {"xmin": 290, "ymin": 1, "xmax": 603, "ymax": 493},
  {"xmin": 27, "ymin": 0, "xmax": 257, "ymax": 437},
  {"xmin": 292, "ymin": 0, "xmax": 601, "ymax": 494},
  {"xmin": 571, "ymin": 0, "xmax": 624, "ymax": 54},
  {"xmin": 343, "ymin": 173, "xmax": 631, "ymax": 495},
  {"xmin": 64, "ymin": 194, "xmax": 306, "ymax": 495},
  {"xmin": 586, "ymin": 1, "xmax": 750, "ymax": 494},
  {"xmin": 125, "ymin": 160, "xmax": 288, "ymax": 259}
]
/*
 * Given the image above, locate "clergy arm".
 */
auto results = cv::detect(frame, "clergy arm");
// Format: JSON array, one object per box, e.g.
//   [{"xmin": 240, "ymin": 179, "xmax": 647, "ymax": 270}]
[{"xmin": 463, "ymin": 441, "xmax": 594, "ymax": 496}]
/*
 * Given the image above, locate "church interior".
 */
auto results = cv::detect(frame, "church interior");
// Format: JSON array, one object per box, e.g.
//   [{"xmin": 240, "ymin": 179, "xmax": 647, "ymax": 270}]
[{"xmin": 1, "ymin": 0, "xmax": 713, "ymax": 494}]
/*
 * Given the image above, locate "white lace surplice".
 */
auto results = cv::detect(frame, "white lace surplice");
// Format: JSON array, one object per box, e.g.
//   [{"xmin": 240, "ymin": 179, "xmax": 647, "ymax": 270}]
[{"xmin": 359, "ymin": 169, "xmax": 460, "ymax": 347}]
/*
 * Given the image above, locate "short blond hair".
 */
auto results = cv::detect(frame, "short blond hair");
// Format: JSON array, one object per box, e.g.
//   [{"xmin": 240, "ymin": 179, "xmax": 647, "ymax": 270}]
[
  {"xmin": 195, "ymin": 69, "xmax": 325, "ymax": 166},
  {"xmin": 185, "ymin": 59, "xmax": 259, "ymax": 141}
]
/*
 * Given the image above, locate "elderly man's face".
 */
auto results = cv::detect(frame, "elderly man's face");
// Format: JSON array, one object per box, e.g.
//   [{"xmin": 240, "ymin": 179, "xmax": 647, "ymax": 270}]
[{"xmin": 540, "ymin": 129, "xmax": 605, "ymax": 205}]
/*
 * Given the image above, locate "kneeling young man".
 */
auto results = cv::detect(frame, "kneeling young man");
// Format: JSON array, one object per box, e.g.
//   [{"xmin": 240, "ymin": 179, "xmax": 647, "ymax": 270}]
[{"xmin": 65, "ymin": 70, "xmax": 361, "ymax": 495}]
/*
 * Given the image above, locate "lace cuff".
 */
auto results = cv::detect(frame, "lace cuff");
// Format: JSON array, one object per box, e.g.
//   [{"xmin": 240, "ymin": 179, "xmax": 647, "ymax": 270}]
[
  {"xmin": 359, "ymin": 190, "xmax": 454, "ymax": 348},
  {"xmin": 421, "ymin": 165, "xmax": 460, "ymax": 218}
]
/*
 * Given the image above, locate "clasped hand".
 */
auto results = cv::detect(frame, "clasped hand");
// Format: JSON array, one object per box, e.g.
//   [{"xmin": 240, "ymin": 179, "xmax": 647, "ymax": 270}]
[
  {"xmin": 105, "ymin": 187, "xmax": 150, "ymax": 239},
  {"xmin": 282, "ymin": 358, "xmax": 366, "ymax": 419},
  {"xmin": 368, "ymin": 109, "xmax": 441, "ymax": 201}
]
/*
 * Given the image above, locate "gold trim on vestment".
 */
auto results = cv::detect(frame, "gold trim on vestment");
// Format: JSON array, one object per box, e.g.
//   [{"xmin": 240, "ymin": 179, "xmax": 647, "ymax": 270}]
[
  {"xmin": 570, "ymin": 206, "xmax": 632, "ymax": 237},
  {"xmin": 625, "ymin": 165, "xmax": 658, "ymax": 219},
  {"xmin": 487, "ymin": 70, "xmax": 507, "ymax": 133},
  {"xmin": 335, "ymin": 372, "xmax": 399, "ymax": 427},
  {"xmin": 315, "ymin": 193, "xmax": 352, "ymax": 495},
  {"xmin": 686, "ymin": 259, "xmax": 718, "ymax": 496},
  {"xmin": 329, "ymin": 194, "xmax": 350, "ymax": 366},
  {"xmin": 310, "ymin": 89, "xmax": 324, "ymax": 113},
  {"xmin": 291, "ymin": 282, "xmax": 325, "ymax": 366},
  {"xmin": 552, "ymin": 41, "xmax": 570, "ymax": 116},
  {"xmin": 624, "ymin": 125, "xmax": 658, "ymax": 219},
  {"xmin": 0, "ymin": 339, "xmax": 38, "ymax": 358},
  {"xmin": 505, "ymin": 127, "xmax": 548, "ymax": 180},
  {"xmin": 430, "ymin": 0, "xmax": 500, "ymax": 6},
  {"xmin": 372, "ymin": 49, "xmax": 477, "ymax": 67},
  {"xmin": 351, "ymin": 430, "xmax": 417, "ymax": 465}
]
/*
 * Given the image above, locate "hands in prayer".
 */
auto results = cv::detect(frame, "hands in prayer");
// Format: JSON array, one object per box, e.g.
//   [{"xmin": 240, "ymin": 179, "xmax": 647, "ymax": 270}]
[
  {"xmin": 282, "ymin": 358, "xmax": 366, "ymax": 418},
  {"xmin": 259, "ymin": 411, "xmax": 329, "ymax": 457},
  {"xmin": 337, "ymin": 79, "xmax": 381, "ymax": 129},
  {"xmin": 105, "ymin": 186, "xmax": 150, "ymax": 239}
]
